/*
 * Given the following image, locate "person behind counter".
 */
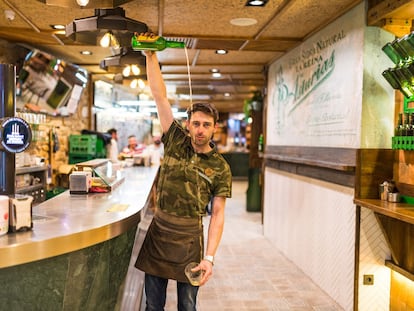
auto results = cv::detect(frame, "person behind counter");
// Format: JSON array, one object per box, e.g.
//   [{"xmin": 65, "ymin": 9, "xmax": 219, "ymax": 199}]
[
  {"xmin": 106, "ymin": 128, "xmax": 119, "ymax": 163},
  {"xmin": 135, "ymin": 47, "xmax": 232, "ymax": 311},
  {"xmin": 145, "ymin": 135, "xmax": 164, "ymax": 165},
  {"xmin": 119, "ymin": 135, "xmax": 145, "ymax": 159}
]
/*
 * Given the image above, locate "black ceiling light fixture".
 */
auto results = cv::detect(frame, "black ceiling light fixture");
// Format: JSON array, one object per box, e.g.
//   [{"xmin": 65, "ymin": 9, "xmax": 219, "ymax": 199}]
[
  {"xmin": 36, "ymin": 0, "xmax": 134, "ymax": 9},
  {"xmin": 65, "ymin": 7, "xmax": 148, "ymax": 47},
  {"xmin": 100, "ymin": 47, "xmax": 146, "ymax": 71}
]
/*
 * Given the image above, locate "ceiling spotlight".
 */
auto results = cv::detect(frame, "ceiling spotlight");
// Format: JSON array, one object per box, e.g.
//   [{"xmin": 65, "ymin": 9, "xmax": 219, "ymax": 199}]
[
  {"xmin": 210, "ymin": 68, "xmax": 220, "ymax": 73},
  {"xmin": 80, "ymin": 50, "xmax": 92, "ymax": 55},
  {"xmin": 212, "ymin": 72, "xmax": 222, "ymax": 78},
  {"xmin": 246, "ymin": 0, "xmax": 268, "ymax": 6},
  {"xmin": 215, "ymin": 49, "xmax": 228, "ymax": 55},
  {"xmin": 76, "ymin": 0, "xmax": 90, "ymax": 7},
  {"xmin": 51, "ymin": 24, "xmax": 65, "ymax": 30}
]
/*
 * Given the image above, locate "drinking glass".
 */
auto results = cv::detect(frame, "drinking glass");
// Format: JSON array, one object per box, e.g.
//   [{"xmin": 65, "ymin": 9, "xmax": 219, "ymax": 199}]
[{"xmin": 185, "ymin": 262, "xmax": 203, "ymax": 286}]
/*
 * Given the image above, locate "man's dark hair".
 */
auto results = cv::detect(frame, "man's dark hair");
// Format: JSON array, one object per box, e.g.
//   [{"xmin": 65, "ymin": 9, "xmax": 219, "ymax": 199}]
[
  {"xmin": 107, "ymin": 128, "xmax": 117, "ymax": 135},
  {"xmin": 186, "ymin": 103, "xmax": 219, "ymax": 124}
]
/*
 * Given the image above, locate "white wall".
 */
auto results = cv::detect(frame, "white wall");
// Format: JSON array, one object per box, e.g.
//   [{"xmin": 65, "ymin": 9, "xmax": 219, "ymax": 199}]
[{"xmin": 264, "ymin": 168, "xmax": 355, "ymax": 310}]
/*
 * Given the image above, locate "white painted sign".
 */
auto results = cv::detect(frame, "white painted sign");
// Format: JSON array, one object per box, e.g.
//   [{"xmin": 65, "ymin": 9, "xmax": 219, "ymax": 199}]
[{"xmin": 267, "ymin": 4, "xmax": 365, "ymax": 147}]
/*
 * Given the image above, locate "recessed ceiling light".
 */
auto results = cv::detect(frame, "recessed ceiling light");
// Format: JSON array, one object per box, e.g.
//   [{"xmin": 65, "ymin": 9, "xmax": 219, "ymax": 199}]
[
  {"xmin": 246, "ymin": 0, "xmax": 268, "ymax": 6},
  {"xmin": 51, "ymin": 24, "xmax": 65, "ymax": 30},
  {"xmin": 210, "ymin": 68, "xmax": 220, "ymax": 73},
  {"xmin": 212, "ymin": 72, "xmax": 222, "ymax": 78},
  {"xmin": 215, "ymin": 49, "xmax": 228, "ymax": 55},
  {"xmin": 76, "ymin": 0, "xmax": 90, "ymax": 7},
  {"xmin": 230, "ymin": 18, "xmax": 257, "ymax": 26},
  {"xmin": 224, "ymin": 92, "xmax": 231, "ymax": 97},
  {"xmin": 80, "ymin": 50, "xmax": 93, "ymax": 55}
]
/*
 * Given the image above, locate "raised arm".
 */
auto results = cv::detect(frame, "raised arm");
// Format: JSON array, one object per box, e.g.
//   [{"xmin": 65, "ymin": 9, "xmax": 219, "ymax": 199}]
[{"xmin": 145, "ymin": 51, "xmax": 174, "ymax": 133}]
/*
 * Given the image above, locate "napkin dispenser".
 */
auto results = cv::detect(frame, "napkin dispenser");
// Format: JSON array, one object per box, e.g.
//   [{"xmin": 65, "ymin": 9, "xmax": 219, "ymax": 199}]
[
  {"xmin": 9, "ymin": 195, "xmax": 33, "ymax": 232},
  {"xmin": 69, "ymin": 171, "xmax": 92, "ymax": 194}
]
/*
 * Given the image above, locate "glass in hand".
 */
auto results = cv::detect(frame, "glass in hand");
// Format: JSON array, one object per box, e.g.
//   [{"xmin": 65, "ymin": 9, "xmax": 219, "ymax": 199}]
[{"xmin": 185, "ymin": 262, "xmax": 203, "ymax": 286}]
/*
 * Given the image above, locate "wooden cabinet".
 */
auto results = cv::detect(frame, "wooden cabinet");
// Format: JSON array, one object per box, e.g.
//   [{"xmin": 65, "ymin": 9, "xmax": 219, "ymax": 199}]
[{"xmin": 15, "ymin": 166, "xmax": 48, "ymax": 205}]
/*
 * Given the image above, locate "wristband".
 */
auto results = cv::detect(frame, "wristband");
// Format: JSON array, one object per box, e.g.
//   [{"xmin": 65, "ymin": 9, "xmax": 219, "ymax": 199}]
[{"xmin": 204, "ymin": 255, "xmax": 214, "ymax": 265}]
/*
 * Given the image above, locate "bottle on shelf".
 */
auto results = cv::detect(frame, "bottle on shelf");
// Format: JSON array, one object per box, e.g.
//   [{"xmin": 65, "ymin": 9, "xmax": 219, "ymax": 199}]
[
  {"xmin": 131, "ymin": 33, "xmax": 185, "ymax": 51},
  {"xmin": 395, "ymin": 113, "xmax": 403, "ymax": 136},
  {"xmin": 409, "ymin": 112, "xmax": 414, "ymax": 136},
  {"xmin": 258, "ymin": 133, "xmax": 264, "ymax": 152},
  {"xmin": 393, "ymin": 67, "xmax": 414, "ymax": 98},
  {"xmin": 382, "ymin": 42, "xmax": 405, "ymax": 66},
  {"xmin": 403, "ymin": 112, "xmax": 411, "ymax": 136}
]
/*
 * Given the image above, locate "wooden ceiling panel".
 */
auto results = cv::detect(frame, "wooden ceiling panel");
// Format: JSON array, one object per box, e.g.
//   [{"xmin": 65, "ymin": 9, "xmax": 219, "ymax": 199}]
[
  {"xmin": 260, "ymin": 0, "xmax": 363, "ymax": 38},
  {"xmin": 160, "ymin": 0, "xmax": 284, "ymax": 38},
  {"xmin": 0, "ymin": 0, "xmax": 367, "ymax": 113},
  {"xmin": 194, "ymin": 49, "xmax": 278, "ymax": 65}
]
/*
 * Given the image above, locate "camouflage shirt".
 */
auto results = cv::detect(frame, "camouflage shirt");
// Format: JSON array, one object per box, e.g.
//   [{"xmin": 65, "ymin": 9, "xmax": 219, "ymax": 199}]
[{"xmin": 157, "ymin": 120, "xmax": 232, "ymax": 217}]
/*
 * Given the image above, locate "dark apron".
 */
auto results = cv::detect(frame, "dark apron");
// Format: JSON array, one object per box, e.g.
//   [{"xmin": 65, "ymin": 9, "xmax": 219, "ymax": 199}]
[{"xmin": 135, "ymin": 209, "xmax": 203, "ymax": 283}]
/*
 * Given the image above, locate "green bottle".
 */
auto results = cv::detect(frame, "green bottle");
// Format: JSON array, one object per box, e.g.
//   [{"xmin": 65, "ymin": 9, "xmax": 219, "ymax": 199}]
[
  {"xmin": 131, "ymin": 33, "xmax": 185, "ymax": 51},
  {"xmin": 258, "ymin": 134, "xmax": 264, "ymax": 152},
  {"xmin": 382, "ymin": 42, "xmax": 404, "ymax": 66},
  {"xmin": 403, "ymin": 112, "xmax": 410, "ymax": 136},
  {"xmin": 395, "ymin": 113, "xmax": 403, "ymax": 136}
]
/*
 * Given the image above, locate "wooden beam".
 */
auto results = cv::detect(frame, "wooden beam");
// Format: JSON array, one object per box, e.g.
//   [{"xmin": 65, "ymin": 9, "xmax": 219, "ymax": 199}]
[
  {"xmin": 368, "ymin": 0, "xmax": 413, "ymax": 26},
  {"xmin": 379, "ymin": 18, "xmax": 412, "ymax": 37}
]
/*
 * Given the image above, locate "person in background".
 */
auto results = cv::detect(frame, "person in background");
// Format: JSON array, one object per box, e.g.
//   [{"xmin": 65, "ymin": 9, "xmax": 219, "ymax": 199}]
[
  {"xmin": 135, "ymin": 47, "xmax": 232, "ymax": 311},
  {"xmin": 145, "ymin": 135, "xmax": 164, "ymax": 165},
  {"xmin": 119, "ymin": 134, "xmax": 145, "ymax": 158},
  {"xmin": 106, "ymin": 128, "xmax": 119, "ymax": 163}
]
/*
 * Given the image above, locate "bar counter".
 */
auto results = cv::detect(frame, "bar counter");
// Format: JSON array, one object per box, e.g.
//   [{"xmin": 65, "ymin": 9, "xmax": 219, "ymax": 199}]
[
  {"xmin": 0, "ymin": 165, "xmax": 158, "ymax": 268},
  {"xmin": 0, "ymin": 165, "xmax": 158, "ymax": 310}
]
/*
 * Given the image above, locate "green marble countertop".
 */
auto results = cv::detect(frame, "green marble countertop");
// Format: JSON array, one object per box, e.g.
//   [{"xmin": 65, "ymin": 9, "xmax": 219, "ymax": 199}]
[{"xmin": 0, "ymin": 165, "xmax": 159, "ymax": 268}]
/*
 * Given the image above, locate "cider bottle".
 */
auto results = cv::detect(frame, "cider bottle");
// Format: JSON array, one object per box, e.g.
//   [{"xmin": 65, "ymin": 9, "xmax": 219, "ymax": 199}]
[{"xmin": 131, "ymin": 33, "xmax": 185, "ymax": 51}]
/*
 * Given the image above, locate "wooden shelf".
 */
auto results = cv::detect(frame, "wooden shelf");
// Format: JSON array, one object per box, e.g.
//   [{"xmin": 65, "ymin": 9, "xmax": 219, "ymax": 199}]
[
  {"xmin": 385, "ymin": 260, "xmax": 414, "ymax": 282},
  {"xmin": 355, "ymin": 198, "xmax": 414, "ymax": 276},
  {"xmin": 354, "ymin": 198, "xmax": 414, "ymax": 225}
]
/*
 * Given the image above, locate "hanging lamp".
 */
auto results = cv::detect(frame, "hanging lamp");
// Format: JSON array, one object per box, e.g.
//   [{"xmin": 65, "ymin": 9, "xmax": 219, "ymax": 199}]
[{"xmin": 65, "ymin": 7, "xmax": 148, "ymax": 47}]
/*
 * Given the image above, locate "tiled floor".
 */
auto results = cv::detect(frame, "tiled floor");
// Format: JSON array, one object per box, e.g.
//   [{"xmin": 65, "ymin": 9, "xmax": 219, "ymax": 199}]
[{"xmin": 163, "ymin": 180, "xmax": 344, "ymax": 311}]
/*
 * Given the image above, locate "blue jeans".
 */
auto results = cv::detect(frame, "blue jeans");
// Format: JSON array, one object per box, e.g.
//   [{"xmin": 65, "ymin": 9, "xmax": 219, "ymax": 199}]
[{"xmin": 144, "ymin": 273, "xmax": 199, "ymax": 311}]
